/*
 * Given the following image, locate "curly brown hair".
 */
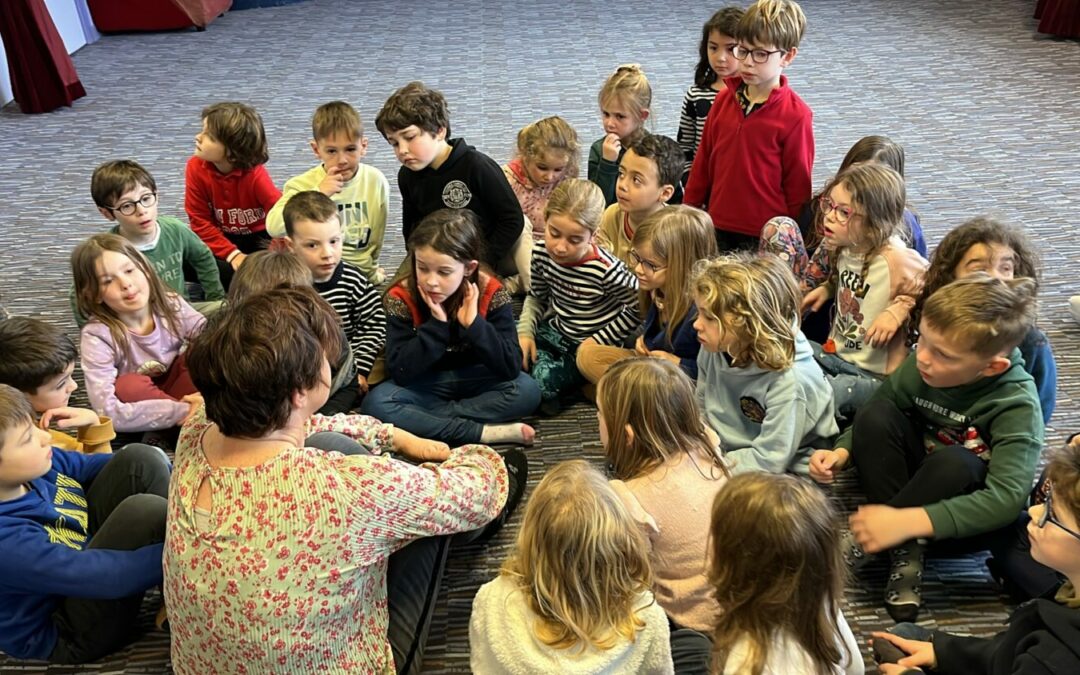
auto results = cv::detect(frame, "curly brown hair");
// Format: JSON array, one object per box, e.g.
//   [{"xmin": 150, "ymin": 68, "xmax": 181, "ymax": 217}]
[
  {"xmin": 375, "ymin": 81, "xmax": 451, "ymax": 138},
  {"xmin": 201, "ymin": 102, "xmax": 270, "ymax": 169}
]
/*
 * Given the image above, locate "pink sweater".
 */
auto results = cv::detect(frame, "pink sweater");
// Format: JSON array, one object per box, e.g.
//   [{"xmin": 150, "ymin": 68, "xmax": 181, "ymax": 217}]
[
  {"xmin": 80, "ymin": 297, "xmax": 204, "ymax": 432},
  {"xmin": 503, "ymin": 159, "xmax": 560, "ymax": 239},
  {"xmin": 610, "ymin": 448, "xmax": 728, "ymax": 632}
]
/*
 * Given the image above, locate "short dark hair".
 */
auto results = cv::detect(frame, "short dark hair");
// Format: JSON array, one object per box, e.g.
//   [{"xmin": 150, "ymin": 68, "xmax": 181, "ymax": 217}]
[
  {"xmin": 91, "ymin": 160, "xmax": 157, "ymax": 209},
  {"xmin": 375, "ymin": 81, "xmax": 451, "ymax": 138},
  {"xmin": 627, "ymin": 134, "xmax": 683, "ymax": 189},
  {"xmin": 201, "ymin": 102, "xmax": 270, "ymax": 169},
  {"xmin": 187, "ymin": 287, "xmax": 343, "ymax": 438},
  {"xmin": 0, "ymin": 384, "xmax": 35, "ymax": 455},
  {"xmin": 0, "ymin": 317, "xmax": 77, "ymax": 392},
  {"xmin": 283, "ymin": 191, "xmax": 339, "ymax": 236}
]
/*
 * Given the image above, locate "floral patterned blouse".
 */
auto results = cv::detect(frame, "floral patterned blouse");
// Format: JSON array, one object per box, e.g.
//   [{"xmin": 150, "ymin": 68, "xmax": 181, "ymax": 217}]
[{"xmin": 164, "ymin": 407, "xmax": 508, "ymax": 674}]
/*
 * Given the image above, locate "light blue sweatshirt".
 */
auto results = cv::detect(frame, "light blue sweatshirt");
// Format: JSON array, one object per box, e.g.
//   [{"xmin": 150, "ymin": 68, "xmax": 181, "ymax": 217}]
[{"xmin": 697, "ymin": 330, "xmax": 838, "ymax": 475}]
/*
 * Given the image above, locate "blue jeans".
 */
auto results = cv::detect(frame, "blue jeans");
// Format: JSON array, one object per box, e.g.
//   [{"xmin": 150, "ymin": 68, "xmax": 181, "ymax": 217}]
[
  {"xmin": 361, "ymin": 365, "xmax": 540, "ymax": 445},
  {"xmin": 811, "ymin": 340, "xmax": 884, "ymax": 419}
]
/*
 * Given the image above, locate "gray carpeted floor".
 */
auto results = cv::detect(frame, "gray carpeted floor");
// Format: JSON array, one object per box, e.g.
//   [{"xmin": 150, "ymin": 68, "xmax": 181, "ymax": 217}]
[{"xmin": 1, "ymin": 0, "xmax": 1078, "ymax": 672}]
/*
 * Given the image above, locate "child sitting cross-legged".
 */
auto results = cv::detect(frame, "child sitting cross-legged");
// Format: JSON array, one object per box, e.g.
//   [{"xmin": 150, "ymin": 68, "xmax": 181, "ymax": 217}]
[
  {"xmin": 72, "ymin": 234, "xmax": 205, "ymax": 435},
  {"xmin": 470, "ymin": 459, "xmax": 675, "ymax": 674},
  {"xmin": 871, "ymin": 440, "xmax": 1080, "ymax": 674},
  {"xmin": 692, "ymin": 253, "xmax": 838, "ymax": 475},
  {"xmin": 0, "ymin": 317, "xmax": 114, "ymax": 453},
  {"xmin": 517, "ymin": 179, "xmax": 639, "ymax": 414},
  {"xmin": 0, "ymin": 384, "xmax": 171, "ymax": 664},
  {"xmin": 811, "ymin": 275, "xmax": 1044, "ymax": 622}
]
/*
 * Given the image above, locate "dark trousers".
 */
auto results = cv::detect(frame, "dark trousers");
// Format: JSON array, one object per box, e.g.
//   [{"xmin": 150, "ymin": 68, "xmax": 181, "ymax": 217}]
[
  {"xmin": 713, "ymin": 229, "xmax": 759, "ymax": 253},
  {"xmin": 49, "ymin": 444, "xmax": 171, "ymax": 664},
  {"xmin": 667, "ymin": 615, "xmax": 714, "ymax": 674},
  {"xmin": 848, "ymin": 398, "xmax": 1056, "ymax": 595},
  {"xmin": 386, "ymin": 536, "xmax": 451, "ymax": 675},
  {"xmin": 850, "ymin": 398, "xmax": 988, "ymax": 508}
]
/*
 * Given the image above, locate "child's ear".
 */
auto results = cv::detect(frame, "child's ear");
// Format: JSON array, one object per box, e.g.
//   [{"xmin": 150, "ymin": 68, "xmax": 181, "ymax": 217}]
[
  {"xmin": 98, "ymin": 207, "xmax": 116, "ymax": 222},
  {"xmin": 284, "ymin": 236, "xmax": 296, "ymax": 251},
  {"xmin": 780, "ymin": 47, "xmax": 798, "ymax": 67},
  {"xmin": 639, "ymin": 109, "xmax": 651, "ymax": 123},
  {"xmin": 309, "ymin": 140, "xmax": 322, "ymax": 159},
  {"xmin": 358, "ymin": 136, "xmax": 369, "ymax": 158},
  {"xmin": 465, "ymin": 260, "xmax": 479, "ymax": 276},
  {"xmin": 658, "ymin": 184, "xmax": 676, "ymax": 204},
  {"xmin": 624, "ymin": 423, "xmax": 635, "ymax": 447},
  {"xmin": 435, "ymin": 127, "xmax": 448, "ymax": 142},
  {"xmin": 981, "ymin": 354, "xmax": 1011, "ymax": 378}
]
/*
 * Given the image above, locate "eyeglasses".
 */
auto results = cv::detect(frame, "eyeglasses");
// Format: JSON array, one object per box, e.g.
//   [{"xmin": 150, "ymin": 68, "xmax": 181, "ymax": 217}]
[
  {"xmin": 108, "ymin": 192, "xmax": 157, "ymax": 217},
  {"xmin": 1037, "ymin": 491, "xmax": 1080, "ymax": 542},
  {"xmin": 629, "ymin": 249, "xmax": 666, "ymax": 273},
  {"xmin": 819, "ymin": 196, "xmax": 861, "ymax": 226},
  {"xmin": 732, "ymin": 46, "xmax": 787, "ymax": 64}
]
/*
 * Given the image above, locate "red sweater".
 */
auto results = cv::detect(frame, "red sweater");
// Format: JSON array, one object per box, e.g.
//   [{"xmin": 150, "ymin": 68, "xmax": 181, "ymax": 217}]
[
  {"xmin": 183, "ymin": 157, "xmax": 282, "ymax": 259},
  {"xmin": 684, "ymin": 75, "xmax": 814, "ymax": 237}
]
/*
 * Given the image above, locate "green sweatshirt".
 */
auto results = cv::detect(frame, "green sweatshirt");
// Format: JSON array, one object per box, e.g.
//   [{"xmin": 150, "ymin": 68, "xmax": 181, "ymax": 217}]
[
  {"xmin": 836, "ymin": 348, "xmax": 1043, "ymax": 540},
  {"xmin": 70, "ymin": 216, "xmax": 224, "ymax": 327}
]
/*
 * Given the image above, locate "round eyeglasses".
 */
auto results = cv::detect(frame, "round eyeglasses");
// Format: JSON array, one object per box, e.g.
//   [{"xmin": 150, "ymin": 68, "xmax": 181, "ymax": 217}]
[
  {"xmin": 629, "ymin": 249, "xmax": 666, "ymax": 273},
  {"xmin": 108, "ymin": 192, "xmax": 157, "ymax": 217},
  {"xmin": 819, "ymin": 195, "xmax": 861, "ymax": 226},
  {"xmin": 732, "ymin": 46, "xmax": 787, "ymax": 64}
]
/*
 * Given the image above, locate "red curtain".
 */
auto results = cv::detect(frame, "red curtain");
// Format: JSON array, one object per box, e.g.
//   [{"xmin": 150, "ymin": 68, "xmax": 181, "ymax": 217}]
[
  {"xmin": 1035, "ymin": 0, "xmax": 1080, "ymax": 38},
  {"xmin": 0, "ymin": 0, "xmax": 85, "ymax": 114}
]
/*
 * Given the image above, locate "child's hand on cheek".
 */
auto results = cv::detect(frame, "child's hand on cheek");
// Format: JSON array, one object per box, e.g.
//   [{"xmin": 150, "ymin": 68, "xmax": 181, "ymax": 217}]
[
  {"xmin": 602, "ymin": 133, "xmax": 622, "ymax": 162},
  {"xmin": 456, "ymin": 282, "xmax": 479, "ymax": 328},
  {"xmin": 418, "ymin": 286, "xmax": 448, "ymax": 322}
]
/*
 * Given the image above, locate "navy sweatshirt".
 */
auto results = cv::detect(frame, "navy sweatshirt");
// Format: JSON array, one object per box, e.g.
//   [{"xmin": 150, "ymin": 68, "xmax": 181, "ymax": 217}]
[{"xmin": 0, "ymin": 449, "xmax": 164, "ymax": 660}]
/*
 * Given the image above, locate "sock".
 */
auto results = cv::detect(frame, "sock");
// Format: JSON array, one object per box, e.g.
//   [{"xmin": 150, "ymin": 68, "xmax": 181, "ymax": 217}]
[
  {"xmin": 480, "ymin": 423, "xmax": 535, "ymax": 446},
  {"xmin": 885, "ymin": 539, "xmax": 926, "ymax": 622}
]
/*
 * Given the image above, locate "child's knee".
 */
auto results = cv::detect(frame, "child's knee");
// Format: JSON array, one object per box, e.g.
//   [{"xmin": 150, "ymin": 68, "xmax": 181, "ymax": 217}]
[
  {"xmin": 114, "ymin": 373, "xmax": 166, "ymax": 403},
  {"xmin": 926, "ymin": 445, "xmax": 988, "ymax": 483}
]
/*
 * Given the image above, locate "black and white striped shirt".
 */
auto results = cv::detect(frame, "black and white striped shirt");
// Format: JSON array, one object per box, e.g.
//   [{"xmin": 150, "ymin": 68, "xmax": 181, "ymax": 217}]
[
  {"xmin": 518, "ymin": 241, "xmax": 639, "ymax": 346},
  {"xmin": 678, "ymin": 84, "xmax": 721, "ymax": 175},
  {"xmin": 313, "ymin": 261, "xmax": 386, "ymax": 376}
]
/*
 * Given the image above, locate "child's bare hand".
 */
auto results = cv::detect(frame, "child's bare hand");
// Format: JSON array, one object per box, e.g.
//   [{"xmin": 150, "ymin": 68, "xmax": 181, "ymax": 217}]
[
  {"xmin": 394, "ymin": 429, "xmax": 451, "ymax": 462},
  {"xmin": 181, "ymin": 393, "xmax": 204, "ymax": 424},
  {"xmin": 802, "ymin": 286, "xmax": 830, "ymax": 313},
  {"xmin": 456, "ymin": 282, "xmax": 479, "ymax": 328},
  {"xmin": 634, "ymin": 335, "xmax": 649, "ymax": 355},
  {"xmin": 39, "ymin": 407, "xmax": 98, "ymax": 430},
  {"xmin": 601, "ymin": 133, "xmax": 622, "ymax": 162},
  {"xmin": 417, "ymin": 285, "xmax": 448, "ymax": 322},
  {"xmin": 870, "ymin": 631, "xmax": 936, "ymax": 671},
  {"xmin": 229, "ymin": 252, "xmax": 247, "ymax": 271},
  {"xmin": 357, "ymin": 374, "xmax": 369, "ymax": 393},
  {"xmin": 809, "ymin": 448, "xmax": 848, "ymax": 484},
  {"xmin": 519, "ymin": 336, "xmax": 537, "ymax": 371},
  {"xmin": 849, "ymin": 504, "xmax": 919, "ymax": 553},
  {"xmin": 865, "ymin": 312, "xmax": 900, "ymax": 348},
  {"xmin": 648, "ymin": 349, "xmax": 681, "ymax": 365},
  {"xmin": 319, "ymin": 167, "xmax": 346, "ymax": 196}
]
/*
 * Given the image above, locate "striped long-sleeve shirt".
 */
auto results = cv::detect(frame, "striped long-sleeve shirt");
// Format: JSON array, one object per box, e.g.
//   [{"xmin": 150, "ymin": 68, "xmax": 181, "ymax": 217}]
[
  {"xmin": 313, "ymin": 261, "xmax": 386, "ymax": 377},
  {"xmin": 677, "ymin": 84, "xmax": 721, "ymax": 177},
  {"xmin": 518, "ymin": 241, "xmax": 639, "ymax": 346}
]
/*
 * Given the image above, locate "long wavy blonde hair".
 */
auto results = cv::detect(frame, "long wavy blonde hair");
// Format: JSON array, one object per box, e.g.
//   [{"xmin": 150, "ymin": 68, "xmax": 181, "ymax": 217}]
[
  {"xmin": 691, "ymin": 253, "xmax": 799, "ymax": 370},
  {"xmin": 501, "ymin": 460, "xmax": 654, "ymax": 653}
]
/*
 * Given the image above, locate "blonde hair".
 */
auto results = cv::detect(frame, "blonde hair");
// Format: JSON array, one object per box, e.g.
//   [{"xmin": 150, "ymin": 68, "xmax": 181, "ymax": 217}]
[
  {"xmin": 501, "ymin": 460, "xmax": 654, "ymax": 653},
  {"xmin": 598, "ymin": 358, "xmax": 728, "ymax": 481},
  {"xmin": 598, "ymin": 64, "xmax": 651, "ymax": 141},
  {"xmin": 517, "ymin": 116, "xmax": 580, "ymax": 179},
  {"xmin": 632, "ymin": 206, "xmax": 717, "ymax": 345},
  {"xmin": 737, "ymin": 0, "xmax": 806, "ymax": 51},
  {"xmin": 709, "ymin": 473, "xmax": 849, "ymax": 675},
  {"xmin": 691, "ymin": 253, "xmax": 799, "ymax": 370},
  {"xmin": 311, "ymin": 100, "xmax": 363, "ymax": 141},
  {"xmin": 922, "ymin": 274, "xmax": 1037, "ymax": 357},
  {"xmin": 228, "ymin": 249, "xmax": 313, "ymax": 304},
  {"xmin": 71, "ymin": 234, "xmax": 182, "ymax": 360},
  {"xmin": 544, "ymin": 178, "xmax": 605, "ymax": 235}
]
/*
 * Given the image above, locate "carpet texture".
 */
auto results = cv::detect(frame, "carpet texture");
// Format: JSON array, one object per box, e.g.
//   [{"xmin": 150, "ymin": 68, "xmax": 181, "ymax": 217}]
[{"xmin": 0, "ymin": 0, "xmax": 1078, "ymax": 672}]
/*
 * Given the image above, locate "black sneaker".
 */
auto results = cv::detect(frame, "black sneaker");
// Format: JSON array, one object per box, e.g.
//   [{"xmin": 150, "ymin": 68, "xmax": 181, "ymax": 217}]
[{"xmin": 456, "ymin": 448, "xmax": 529, "ymax": 546}]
